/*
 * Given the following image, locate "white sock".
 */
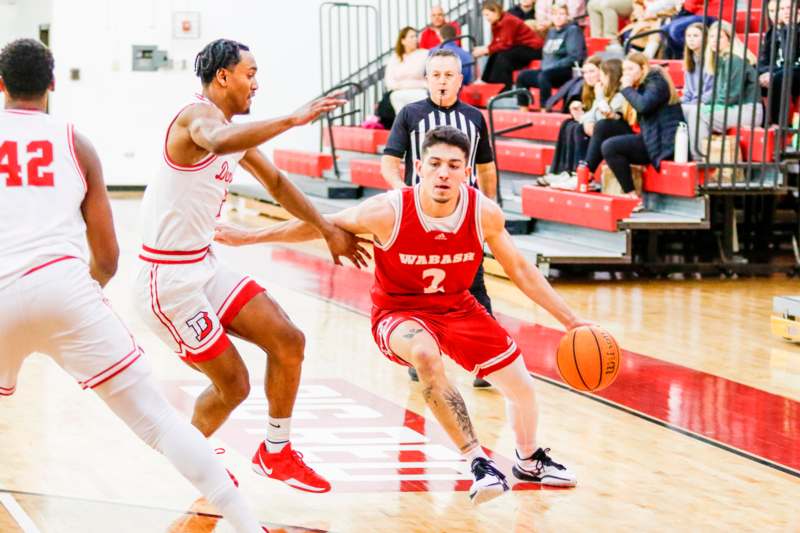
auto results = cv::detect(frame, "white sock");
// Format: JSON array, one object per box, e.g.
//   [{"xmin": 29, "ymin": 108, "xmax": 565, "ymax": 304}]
[
  {"xmin": 483, "ymin": 357, "xmax": 539, "ymax": 461},
  {"xmin": 462, "ymin": 444, "xmax": 489, "ymax": 465},
  {"xmin": 97, "ymin": 377, "xmax": 263, "ymax": 533},
  {"xmin": 266, "ymin": 416, "xmax": 291, "ymax": 453}
]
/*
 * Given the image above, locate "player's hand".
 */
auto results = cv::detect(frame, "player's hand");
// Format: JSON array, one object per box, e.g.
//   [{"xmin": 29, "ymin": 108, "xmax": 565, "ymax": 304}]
[
  {"xmin": 320, "ymin": 224, "xmax": 372, "ymax": 268},
  {"xmin": 214, "ymin": 222, "xmax": 254, "ymax": 246},
  {"xmin": 291, "ymin": 96, "xmax": 347, "ymax": 126}
]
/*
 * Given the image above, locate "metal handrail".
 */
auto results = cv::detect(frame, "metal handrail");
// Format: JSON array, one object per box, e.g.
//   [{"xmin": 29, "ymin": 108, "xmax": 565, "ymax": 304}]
[
  {"xmin": 487, "ymin": 88, "xmax": 534, "ymax": 206},
  {"xmin": 623, "ymin": 28, "xmax": 668, "ymax": 54},
  {"xmin": 322, "ymin": 81, "xmax": 364, "ymax": 179}
]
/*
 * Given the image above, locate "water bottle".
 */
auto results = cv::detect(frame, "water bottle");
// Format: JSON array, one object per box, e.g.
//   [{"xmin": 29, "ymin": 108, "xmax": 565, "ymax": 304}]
[
  {"xmin": 577, "ymin": 161, "xmax": 590, "ymax": 193},
  {"xmin": 674, "ymin": 122, "xmax": 689, "ymax": 163}
]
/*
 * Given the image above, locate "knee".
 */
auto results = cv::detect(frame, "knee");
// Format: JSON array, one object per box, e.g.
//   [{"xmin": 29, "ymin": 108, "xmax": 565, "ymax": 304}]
[
  {"xmin": 410, "ymin": 346, "xmax": 444, "ymax": 381},
  {"xmin": 601, "ymin": 138, "xmax": 622, "ymax": 160},
  {"xmin": 271, "ymin": 325, "xmax": 306, "ymax": 365},
  {"xmin": 220, "ymin": 373, "xmax": 251, "ymax": 407}
]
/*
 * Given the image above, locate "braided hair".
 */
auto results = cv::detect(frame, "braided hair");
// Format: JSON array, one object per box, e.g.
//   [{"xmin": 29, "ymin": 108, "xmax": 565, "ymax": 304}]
[{"xmin": 194, "ymin": 39, "xmax": 250, "ymax": 85}]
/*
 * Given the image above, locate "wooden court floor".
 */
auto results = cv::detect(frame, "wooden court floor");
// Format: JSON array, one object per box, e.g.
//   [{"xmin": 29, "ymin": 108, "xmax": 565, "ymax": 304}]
[{"xmin": 1, "ymin": 196, "xmax": 799, "ymax": 533}]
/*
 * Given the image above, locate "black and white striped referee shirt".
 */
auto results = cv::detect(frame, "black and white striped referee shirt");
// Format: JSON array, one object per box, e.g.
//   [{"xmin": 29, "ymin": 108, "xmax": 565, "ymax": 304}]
[{"xmin": 383, "ymin": 97, "xmax": 494, "ymax": 186}]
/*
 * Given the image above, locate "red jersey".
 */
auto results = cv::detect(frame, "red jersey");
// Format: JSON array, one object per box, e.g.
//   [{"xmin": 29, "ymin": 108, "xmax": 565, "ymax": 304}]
[{"xmin": 371, "ymin": 185, "xmax": 484, "ymax": 316}]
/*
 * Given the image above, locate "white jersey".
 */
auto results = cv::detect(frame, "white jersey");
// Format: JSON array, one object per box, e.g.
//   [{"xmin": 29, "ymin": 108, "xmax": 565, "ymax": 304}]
[
  {"xmin": 0, "ymin": 109, "xmax": 88, "ymax": 291},
  {"xmin": 139, "ymin": 94, "xmax": 245, "ymax": 264}
]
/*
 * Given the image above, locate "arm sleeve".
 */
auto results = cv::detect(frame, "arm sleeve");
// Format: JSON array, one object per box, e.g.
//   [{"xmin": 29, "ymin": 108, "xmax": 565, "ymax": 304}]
[
  {"xmin": 681, "ymin": 71, "xmax": 696, "ymax": 103},
  {"xmin": 488, "ymin": 19, "xmax": 515, "ymax": 54},
  {"xmin": 383, "ymin": 107, "xmax": 411, "ymax": 158},
  {"xmin": 700, "ymin": 73, "xmax": 714, "ymax": 104},
  {"xmin": 720, "ymin": 59, "xmax": 745, "ymax": 105},
  {"xmin": 475, "ymin": 116, "xmax": 494, "ymax": 164},
  {"xmin": 621, "ymin": 74, "xmax": 670, "ymax": 114}
]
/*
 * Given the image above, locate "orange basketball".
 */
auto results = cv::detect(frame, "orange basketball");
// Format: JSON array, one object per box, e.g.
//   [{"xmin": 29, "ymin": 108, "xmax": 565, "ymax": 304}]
[{"xmin": 556, "ymin": 326, "xmax": 620, "ymax": 392}]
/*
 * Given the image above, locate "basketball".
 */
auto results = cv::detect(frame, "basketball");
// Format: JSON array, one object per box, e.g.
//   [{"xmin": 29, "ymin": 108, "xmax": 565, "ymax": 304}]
[{"xmin": 556, "ymin": 326, "xmax": 620, "ymax": 392}]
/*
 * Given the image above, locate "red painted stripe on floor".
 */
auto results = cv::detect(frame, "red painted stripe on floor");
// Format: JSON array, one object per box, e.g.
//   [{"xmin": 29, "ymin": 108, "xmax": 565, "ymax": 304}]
[{"xmin": 260, "ymin": 247, "xmax": 800, "ymax": 474}]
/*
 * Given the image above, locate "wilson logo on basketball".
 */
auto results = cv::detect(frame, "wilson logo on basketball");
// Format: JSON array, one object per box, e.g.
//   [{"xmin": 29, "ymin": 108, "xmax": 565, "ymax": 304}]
[
  {"xmin": 214, "ymin": 161, "xmax": 233, "ymax": 183},
  {"xmin": 186, "ymin": 311, "xmax": 213, "ymax": 341}
]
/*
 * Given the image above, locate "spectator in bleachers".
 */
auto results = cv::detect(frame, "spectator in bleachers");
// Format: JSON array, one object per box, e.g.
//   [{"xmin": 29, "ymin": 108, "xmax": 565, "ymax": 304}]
[
  {"xmin": 618, "ymin": 0, "xmax": 675, "ymax": 58},
  {"xmin": 663, "ymin": 0, "xmax": 735, "ymax": 58},
  {"xmin": 419, "ymin": 5, "xmax": 462, "ymax": 49},
  {"xmin": 758, "ymin": 0, "xmax": 800, "ymax": 125},
  {"xmin": 587, "ymin": 0, "xmax": 634, "ymax": 39},
  {"xmin": 473, "ymin": 0, "xmax": 544, "ymax": 92},
  {"xmin": 515, "ymin": 3, "xmax": 587, "ymax": 109},
  {"xmin": 385, "ymin": 27, "xmax": 429, "ymax": 113},
  {"xmin": 509, "ymin": 0, "xmax": 537, "ymax": 21},
  {"xmin": 536, "ymin": 0, "xmax": 588, "ymax": 29},
  {"xmin": 692, "ymin": 21, "xmax": 762, "ymax": 152},
  {"xmin": 431, "ymin": 24, "xmax": 474, "ymax": 85},
  {"xmin": 680, "ymin": 22, "xmax": 714, "ymax": 159},
  {"xmin": 598, "ymin": 53, "xmax": 684, "ymax": 206},
  {"xmin": 549, "ymin": 55, "xmax": 603, "ymax": 176},
  {"xmin": 582, "ymin": 58, "xmax": 637, "ymax": 174}
]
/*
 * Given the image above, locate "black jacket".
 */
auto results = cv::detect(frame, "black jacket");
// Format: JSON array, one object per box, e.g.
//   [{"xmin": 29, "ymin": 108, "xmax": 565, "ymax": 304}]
[
  {"xmin": 758, "ymin": 24, "xmax": 800, "ymax": 75},
  {"xmin": 621, "ymin": 70, "xmax": 684, "ymax": 169}
]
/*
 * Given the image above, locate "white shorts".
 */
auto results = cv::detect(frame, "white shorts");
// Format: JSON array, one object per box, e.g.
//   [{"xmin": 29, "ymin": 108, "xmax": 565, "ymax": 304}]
[
  {"xmin": 0, "ymin": 257, "xmax": 150, "ymax": 397},
  {"xmin": 134, "ymin": 249, "xmax": 264, "ymax": 363}
]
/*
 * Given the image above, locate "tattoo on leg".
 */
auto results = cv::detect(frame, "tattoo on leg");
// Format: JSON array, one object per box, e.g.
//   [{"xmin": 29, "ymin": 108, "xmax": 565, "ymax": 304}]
[
  {"xmin": 402, "ymin": 328, "xmax": 423, "ymax": 339},
  {"xmin": 459, "ymin": 439, "xmax": 480, "ymax": 453},
  {"xmin": 443, "ymin": 387, "xmax": 477, "ymax": 441}
]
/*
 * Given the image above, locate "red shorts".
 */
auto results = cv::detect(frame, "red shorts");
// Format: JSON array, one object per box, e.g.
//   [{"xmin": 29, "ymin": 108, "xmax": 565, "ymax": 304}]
[{"xmin": 371, "ymin": 297, "xmax": 521, "ymax": 379}]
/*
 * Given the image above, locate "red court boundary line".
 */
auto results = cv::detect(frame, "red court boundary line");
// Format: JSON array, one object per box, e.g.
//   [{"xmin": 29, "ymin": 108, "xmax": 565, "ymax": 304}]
[{"xmin": 260, "ymin": 247, "xmax": 800, "ymax": 477}]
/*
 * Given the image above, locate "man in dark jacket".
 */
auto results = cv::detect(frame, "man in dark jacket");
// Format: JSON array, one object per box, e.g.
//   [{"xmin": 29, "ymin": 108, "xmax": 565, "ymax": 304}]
[
  {"xmin": 758, "ymin": 0, "xmax": 800, "ymax": 124},
  {"xmin": 514, "ymin": 4, "xmax": 586, "ymax": 107}
]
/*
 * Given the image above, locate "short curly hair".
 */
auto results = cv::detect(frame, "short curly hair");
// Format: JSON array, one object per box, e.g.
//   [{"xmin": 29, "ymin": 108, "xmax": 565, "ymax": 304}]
[
  {"xmin": 194, "ymin": 39, "xmax": 250, "ymax": 85},
  {"xmin": 0, "ymin": 39, "xmax": 55, "ymax": 99}
]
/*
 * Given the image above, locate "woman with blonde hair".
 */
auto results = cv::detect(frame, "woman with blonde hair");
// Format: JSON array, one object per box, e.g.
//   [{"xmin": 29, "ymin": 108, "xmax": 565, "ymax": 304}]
[
  {"xmin": 691, "ymin": 20, "xmax": 762, "ymax": 156},
  {"xmin": 681, "ymin": 22, "xmax": 713, "ymax": 159},
  {"xmin": 384, "ymin": 27, "xmax": 429, "ymax": 113},
  {"xmin": 598, "ymin": 52, "xmax": 684, "ymax": 206}
]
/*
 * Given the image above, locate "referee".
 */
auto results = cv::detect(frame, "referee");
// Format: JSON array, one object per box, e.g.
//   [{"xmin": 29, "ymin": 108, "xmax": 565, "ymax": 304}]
[{"xmin": 381, "ymin": 48, "xmax": 499, "ymax": 388}]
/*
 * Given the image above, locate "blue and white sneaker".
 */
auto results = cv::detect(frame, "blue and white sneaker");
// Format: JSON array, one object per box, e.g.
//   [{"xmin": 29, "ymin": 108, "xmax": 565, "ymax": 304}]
[
  {"xmin": 512, "ymin": 447, "xmax": 577, "ymax": 486},
  {"xmin": 468, "ymin": 457, "xmax": 509, "ymax": 505}
]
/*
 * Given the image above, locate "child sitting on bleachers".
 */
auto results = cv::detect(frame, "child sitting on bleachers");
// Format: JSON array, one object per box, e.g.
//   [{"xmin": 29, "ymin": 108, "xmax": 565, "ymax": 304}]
[
  {"xmin": 680, "ymin": 22, "xmax": 714, "ymax": 159},
  {"xmin": 691, "ymin": 21, "xmax": 762, "ymax": 156}
]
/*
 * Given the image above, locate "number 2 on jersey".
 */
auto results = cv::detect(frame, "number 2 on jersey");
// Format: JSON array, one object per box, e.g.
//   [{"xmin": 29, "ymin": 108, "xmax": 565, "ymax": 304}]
[
  {"xmin": 422, "ymin": 268, "xmax": 446, "ymax": 294},
  {"xmin": 0, "ymin": 140, "xmax": 55, "ymax": 187}
]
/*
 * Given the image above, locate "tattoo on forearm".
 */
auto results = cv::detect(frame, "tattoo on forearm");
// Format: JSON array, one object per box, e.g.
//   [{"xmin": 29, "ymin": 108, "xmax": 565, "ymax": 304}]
[
  {"xmin": 402, "ymin": 328, "xmax": 423, "ymax": 339},
  {"xmin": 422, "ymin": 384, "xmax": 433, "ymax": 403},
  {"xmin": 443, "ymin": 388, "xmax": 476, "ymax": 441}
]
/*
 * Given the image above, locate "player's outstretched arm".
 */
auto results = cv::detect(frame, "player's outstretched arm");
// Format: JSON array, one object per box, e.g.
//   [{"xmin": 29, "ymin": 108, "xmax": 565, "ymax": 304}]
[
  {"xmin": 187, "ymin": 96, "xmax": 345, "ymax": 155},
  {"xmin": 215, "ymin": 194, "xmax": 395, "ymax": 260},
  {"xmin": 74, "ymin": 130, "xmax": 119, "ymax": 287},
  {"xmin": 482, "ymin": 200, "xmax": 589, "ymax": 330}
]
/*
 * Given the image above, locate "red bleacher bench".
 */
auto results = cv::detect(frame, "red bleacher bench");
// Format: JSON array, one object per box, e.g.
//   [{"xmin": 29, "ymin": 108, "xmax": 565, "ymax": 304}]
[
  {"xmin": 735, "ymin": 10, "xmax": 762, "ymax": 33},
  {"xmin": 643, "ymin": 161, "xmax": 702, "ymax": 197},
  {"xmin": 650, "ymin": 60, "xmax": 684, "ymax": 88},
  {"xmin": 495, "ymin": 140, "xmax": 554, "ymax": 175},
  {"xmin": 520, "ymin": 186, "xmax": 639, "ymax": 231},
  {"xmin": 587, "ymin": 37, "xmax": 610, "ymax": 56},
  {"xmin": 323, "ymin": 126, "xmax": 390, "ymax": 154},
  {"xmin": 734, "ymin": 126, "xmax": 780, "ymax": 163},
  {"xmin": 274, "ymin": 149, "xmax": 333, "ymax": 179},
  {"xmin": 349, "ymin": 158, "xmax": 398, "ymax": 190},
  {"xmin": 481, "ymin": 110, "xmax": 568, "ymax": 142},
  {"xmin": 460, "ymin": 83, "xmax": 504, "ymax": 108}
]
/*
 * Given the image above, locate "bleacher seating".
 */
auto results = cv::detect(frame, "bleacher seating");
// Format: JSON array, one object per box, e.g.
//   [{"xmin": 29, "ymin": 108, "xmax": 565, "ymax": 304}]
[
  {"xmin": 349, "ymin": 158, "xmax": 395, "ymax": 189},
  {"xmin": 520, "ymin": 186, "xmax": 640, "ymax": 231},
  {"xmin": 480, "ymin": 109, "xmax": 568, "ymax": 142},
  {"xmin": 650, "ymin": 60, "xmax": 684, "ymax": 88},
  {"xmin": 274, "ymin": 149, "xmax": 333, "ymax": 178},
  {"xmin": 495, "ymin": 140, "xmax": 554, "ymax": 175},
  {"xmin": 323, "ymin": 126, "xmax": 389, "ymax": 154}
]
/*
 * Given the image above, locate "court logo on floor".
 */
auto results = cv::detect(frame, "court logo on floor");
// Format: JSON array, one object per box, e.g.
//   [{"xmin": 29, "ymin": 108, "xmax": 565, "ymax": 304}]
[{"xmin": 164, "ymin": 378, "xmax": 539, "ymax": 493}]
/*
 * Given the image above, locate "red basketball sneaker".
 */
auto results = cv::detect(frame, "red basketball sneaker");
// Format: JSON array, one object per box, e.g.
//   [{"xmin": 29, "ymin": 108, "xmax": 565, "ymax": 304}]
[{"xmin": 251, "ymin": 442, "xmax": 331, "ymax": 493}]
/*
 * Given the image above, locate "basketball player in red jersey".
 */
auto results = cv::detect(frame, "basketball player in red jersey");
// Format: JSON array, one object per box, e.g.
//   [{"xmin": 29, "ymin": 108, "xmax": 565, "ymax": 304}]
[
  {"xmin": 0, "ymin": 39, "xmax": 264, "ymax": 532},
  {"xmin": 135, "ymin": 39, "xmax": 368, "ymax": 494},
  {"xmin": 215, "ymin": 126, "xmax": 592, "ymax": 504}
]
